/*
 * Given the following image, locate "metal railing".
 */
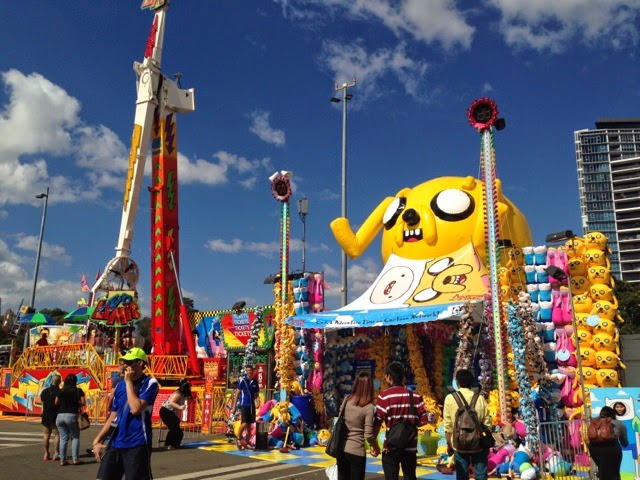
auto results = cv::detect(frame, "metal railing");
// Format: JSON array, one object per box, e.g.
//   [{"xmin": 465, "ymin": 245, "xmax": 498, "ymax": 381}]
[
  {"xmin": 537, "ymin": 419, "xmax": 595, "ymax": 480},
  {"xmin": 11, "ymin": 343, "xmax": 105, "ymax": 388}
]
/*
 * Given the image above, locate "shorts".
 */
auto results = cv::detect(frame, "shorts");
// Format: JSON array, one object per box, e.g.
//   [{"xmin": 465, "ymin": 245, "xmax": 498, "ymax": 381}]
[
  {"xmin": 239, "ymin": 405, "xmax": 256, "ymax": 424},
  {"xmin": 97, "ymin": 444, "xmax": 152, "ymax": 480}
]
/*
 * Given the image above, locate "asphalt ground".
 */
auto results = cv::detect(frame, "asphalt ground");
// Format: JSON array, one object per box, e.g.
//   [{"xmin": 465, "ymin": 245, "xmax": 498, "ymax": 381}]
[{"xmin": 0, "ymin": 417, "xmax": 390, "ymax": 480}]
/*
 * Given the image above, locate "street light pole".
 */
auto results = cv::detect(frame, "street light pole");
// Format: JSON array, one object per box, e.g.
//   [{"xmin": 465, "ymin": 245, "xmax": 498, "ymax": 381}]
[
  {"xmin": 30, "ymin": 187, "xmax": 49, "ymax": 309},
  {"xmin": 297, "ymin": 198, "xmax": 308, "ymax": 273},
  {"xmin": 331, "ymin": 79, "xmax": 356, "ymax": 307}
]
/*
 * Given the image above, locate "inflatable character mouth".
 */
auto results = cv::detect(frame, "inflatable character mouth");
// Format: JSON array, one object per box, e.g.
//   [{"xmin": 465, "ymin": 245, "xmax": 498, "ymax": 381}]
[
  {"xmin": 443, "ymin": 274, "xmax": 467, "ymax": 285},
  {"xmin": 403, "ymin": 228, "xmax": 423, "ymax": 242}
]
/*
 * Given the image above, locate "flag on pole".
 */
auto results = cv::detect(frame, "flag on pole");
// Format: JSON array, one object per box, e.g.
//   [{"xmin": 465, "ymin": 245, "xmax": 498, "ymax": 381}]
[
  {"xmin": 95, "ymin": 269, "xmax": 101, "ymax": 281},
  {"xmin": 81, "ymin": 274, "xmax": 90, "ymax": 292}
]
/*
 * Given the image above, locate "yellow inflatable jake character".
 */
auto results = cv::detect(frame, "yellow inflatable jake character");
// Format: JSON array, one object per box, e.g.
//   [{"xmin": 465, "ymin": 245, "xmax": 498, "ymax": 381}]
[{"xmin": 331, "ymin": 176, "xmax": 532, "ymax": 265}]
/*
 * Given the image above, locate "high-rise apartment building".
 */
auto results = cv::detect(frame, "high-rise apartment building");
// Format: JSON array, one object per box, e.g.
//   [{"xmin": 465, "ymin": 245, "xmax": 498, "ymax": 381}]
[{"xmin": 575, "ymin": 119, "xmax": 640, "ymax": 283}]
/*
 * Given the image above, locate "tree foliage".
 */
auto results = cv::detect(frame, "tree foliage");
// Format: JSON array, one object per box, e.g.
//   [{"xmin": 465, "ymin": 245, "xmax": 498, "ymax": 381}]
[{"xmin": 614, "ymin": 280, "xmax": 640, "ymax": 334}]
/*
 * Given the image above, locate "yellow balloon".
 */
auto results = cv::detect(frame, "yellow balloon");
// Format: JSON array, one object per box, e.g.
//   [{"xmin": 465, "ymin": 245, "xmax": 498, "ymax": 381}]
[{"xmin": 331, "ymin": 176, "xmax": 532, "ymax": 265}]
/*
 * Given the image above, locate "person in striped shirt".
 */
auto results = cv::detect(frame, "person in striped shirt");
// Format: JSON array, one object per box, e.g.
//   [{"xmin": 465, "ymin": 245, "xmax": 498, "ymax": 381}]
[{"xmin": 371, "ymin": 361, "xmax": 430, "ymax": 480}]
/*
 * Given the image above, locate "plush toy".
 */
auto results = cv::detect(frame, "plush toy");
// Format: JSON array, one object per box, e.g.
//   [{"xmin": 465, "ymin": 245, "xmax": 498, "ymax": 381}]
[
  {"xmin": 330, "ymin": 176, "xmax": 532, "ymax": 265},
  {"xmin": 595, "ymin": 351, "xmax": 626, "ymax": 370},
  {"xmin": 587, "ymin": 266, "xmax": 614, "ymax": 286},
  {"xmin": 576, "ymin": 329, "xmax": 593, "ymax": 348},
  {"xmin": 573, "ymin": 294, "xmax": 593, "ymax": 314},
  {"xmin": 584, "ymin": 249, "xmax": 609, "ymax": 268},
  {"xmin": 488, "ymin": 444, "xmax": 516, "ymax": 473},
  {"xmin": 582, "ymin": 367, "xmax": 599, "ymax": 385},
  {"xmin": 568, "ymin": 258, "xmax": 587, "ymax": 277},
  {"xmin": 510, "ymin": 444, "xmax": 533, "ymax": 477},
  {"xmin": 591, "ymin": 299, "xmax": 624, "ymax": 323},
  {"xmin": 565, "ymin": 237, "xmax": 586, "ymax": 259},
  {"xmin": 533, "ymin": 245, "xmax": 548, "ymax": 265},
  {"xmin": 584, "ymin": 231, "xmax": 609, "ymax": 251},
  {"xmin": 499, "ymin": 267, "xmax": 511, "ymax": 286},
  {"xmin": 592, "ymin": 332, "xmax": 619, "ymax": 354},
  {"xmin": 580, "ymin": 347, "xmax": 597, "ymax": 367},
  {"xmin": 574, "ymin": 313, "xmax": 592, "ymax": 331},
  {"xmin": 593, "ymin": 317, "xmax": 616, "ymax": 336},
  {"xmin": 506, "ymin": 246, "xmax": 526, "ymax": 267},
  {"xmin": 546, "ymin": 453, "xmax": 572, "ymax": 476},
  {"xmin": 569, "ymin": 276, "xmax": 590, "ymax": 295},
  {"xmin": 589, "ymin": 284, "xmax": 615, "ymax": 302},
  {"xmin": 596, "ymin": 368, "xmax": 620, "ymax": 387}
]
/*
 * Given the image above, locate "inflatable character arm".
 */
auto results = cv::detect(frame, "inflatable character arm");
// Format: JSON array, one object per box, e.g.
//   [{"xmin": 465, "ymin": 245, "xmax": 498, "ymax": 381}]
[{"xmin": 330, "ymin": 189, "xmax": 410, "ymax": 259}]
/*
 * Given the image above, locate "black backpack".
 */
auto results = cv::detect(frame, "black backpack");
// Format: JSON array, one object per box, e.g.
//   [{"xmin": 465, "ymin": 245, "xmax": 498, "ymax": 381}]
[
  {"xmin": 452, "ymin": 391, "xmax": 483, "ymax": 453},
  {"xmin": 385, "ymin": 389, "xmax": 418, "ymax": 451}
]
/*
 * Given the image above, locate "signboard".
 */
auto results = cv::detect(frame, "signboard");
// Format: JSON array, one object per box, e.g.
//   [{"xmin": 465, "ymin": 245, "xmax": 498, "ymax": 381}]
[
  {"xmin": 226, "ymin": 352, "xmax": 268, "ymax": 390},
  {"xmin": 0, "ymin": 368, "xmax": 11, "ymax": 388},
  {"xmin": 91, "ymin": 291, "xmax": 141, "ymax": 326},
  {"xmin": 219, "ymin": 308, "xmax": 275, "ymax": 351},
  {"xmin": 151, "ymin": 389, "xmax": 172, "ymax": 422},
  {"xmin": 286, "ymin": 243, "xmax": 488, "ymax": 329},
  {"xmin": 29, "ymin": 324, "xmax": 85, "ymax": 347}
]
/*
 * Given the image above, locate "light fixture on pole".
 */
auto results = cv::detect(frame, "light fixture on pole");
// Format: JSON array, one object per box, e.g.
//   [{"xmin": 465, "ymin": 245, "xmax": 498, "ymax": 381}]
[
  {"xmin": 30, "ymin": 187, "xmax": 49, "ymax": 309},
  {"xmin": 297, "ymin": 198, "xmax": 308, "ymax": 273},
  {"xmin": 331, "ymin": 79, "xmax": 356, "ymax": 307}
]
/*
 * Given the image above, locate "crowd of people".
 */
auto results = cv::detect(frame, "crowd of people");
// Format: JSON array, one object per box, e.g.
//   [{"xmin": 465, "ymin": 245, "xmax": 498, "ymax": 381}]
[{"xmin": 36, "ymin": 355, "xmax": 628, "ymax": 480}]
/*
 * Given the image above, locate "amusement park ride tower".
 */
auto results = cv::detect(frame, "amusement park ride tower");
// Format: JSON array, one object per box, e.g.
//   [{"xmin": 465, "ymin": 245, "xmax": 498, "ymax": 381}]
[{"xmin": 90, "ymin": 0, "xmax": 199, "ymax": 374}]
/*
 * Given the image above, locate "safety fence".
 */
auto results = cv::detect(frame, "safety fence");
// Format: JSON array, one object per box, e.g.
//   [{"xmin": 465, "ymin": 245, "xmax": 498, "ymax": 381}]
[
  {"xmin": 12, "ymin": 343, "xmax": 105, "ymax": 388},
  {"xmin": 537, "ymin": 419, "xmax": 595, "ymax": 480}
]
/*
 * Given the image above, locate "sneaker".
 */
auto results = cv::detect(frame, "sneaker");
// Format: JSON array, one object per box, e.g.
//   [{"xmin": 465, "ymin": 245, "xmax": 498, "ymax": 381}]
[{"xmin": 60, "ymin": 460, "xmax": 69, "ymax": 466}]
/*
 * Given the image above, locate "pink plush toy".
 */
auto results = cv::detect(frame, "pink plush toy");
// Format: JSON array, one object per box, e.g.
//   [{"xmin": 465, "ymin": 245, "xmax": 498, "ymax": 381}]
[
  {"xmin": 488, "ymin": 444, "xmax": 516, "ymax": 472},
  {"xmin": 513, "ymin": 420, "xmax": 526, "ymax": 439}
]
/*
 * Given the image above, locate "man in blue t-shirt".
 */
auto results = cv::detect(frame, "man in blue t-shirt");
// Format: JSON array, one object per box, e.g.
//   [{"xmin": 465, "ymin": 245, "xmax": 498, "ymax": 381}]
[
  {"xmin": 92, "ymin": 348, "xmax": 159, "ymax": 480},
  {"xmin": 231, "ymin": 365, "xmax": 260, "ymax": 449}
]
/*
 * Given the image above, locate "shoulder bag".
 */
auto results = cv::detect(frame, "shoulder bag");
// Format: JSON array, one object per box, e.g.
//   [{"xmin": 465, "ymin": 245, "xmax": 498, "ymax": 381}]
[
  {"xmin": 385, "ymin": 389, "xmax": 418, "ymax": 451},
  {"xmin": 325, "ymin": 397, "xmax": 349, "ymax": 458}
]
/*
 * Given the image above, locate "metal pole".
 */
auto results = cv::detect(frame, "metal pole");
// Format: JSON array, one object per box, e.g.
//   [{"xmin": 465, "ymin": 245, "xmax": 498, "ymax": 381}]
[
  {"xmin": 30, "ymin": 187, "xmax": 49, "ymax": 309},
  {"xmin": 297, "ymin": 198, "xmax": 308, "ymax": 273},
  {"xmin": 335, "ymin": 80, "xmax": 355, "ymax": 307}
]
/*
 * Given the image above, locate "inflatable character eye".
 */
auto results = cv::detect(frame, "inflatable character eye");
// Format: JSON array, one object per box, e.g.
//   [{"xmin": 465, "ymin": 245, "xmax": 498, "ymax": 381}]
[
  {"xmin": 383, "ymin": 197, "xmax": 406, "ymax": 230},
  {"xmin": 430, "ymin": 189, "xmax": 475, "ymax": 221}
]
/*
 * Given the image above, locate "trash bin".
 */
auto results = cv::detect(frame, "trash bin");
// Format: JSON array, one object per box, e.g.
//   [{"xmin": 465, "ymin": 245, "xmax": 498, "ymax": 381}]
[{"xmin": 256, "ymin": 421, "xmax": 269, "ymax": 450}]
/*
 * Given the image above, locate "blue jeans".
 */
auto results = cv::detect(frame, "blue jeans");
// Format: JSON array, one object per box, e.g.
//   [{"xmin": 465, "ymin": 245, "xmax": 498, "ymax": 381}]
[
  {"xmin": 454, "ymin": 450, "xmax": 488, "ymax": 480},
  {"xmin": 56, "ymin": 413, "xmax": 80, "ymax": 462}
]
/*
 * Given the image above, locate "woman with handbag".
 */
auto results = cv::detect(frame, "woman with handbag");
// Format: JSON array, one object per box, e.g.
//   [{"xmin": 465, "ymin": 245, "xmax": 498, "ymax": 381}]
[
  {"xmin": 54, "ymin": 373, "xmax": 86, "ymax": 466},
  {"xmin": 336, "ymin": 371, "xmax": 376, "ymax": 480},
  {"xmin": 159, "ymin": 380, "xmax": 192, "ymax": 450}
]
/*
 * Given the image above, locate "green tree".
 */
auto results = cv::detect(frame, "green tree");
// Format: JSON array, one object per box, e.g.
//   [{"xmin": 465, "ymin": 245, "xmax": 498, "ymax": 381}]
[
  {"xmin": 183, "ymin": 297, "xmax": 198, "ymax": 313},
  {"xmin": 614, "ymin": 280, "xmax": 640, "ymax": 334}
]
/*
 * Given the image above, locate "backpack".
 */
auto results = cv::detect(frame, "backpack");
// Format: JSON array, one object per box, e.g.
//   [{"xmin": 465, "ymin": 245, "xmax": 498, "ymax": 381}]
[
  {"xmin": 385, "ymin": 390, "xmax": 418, "ymax": 451},
  {"xmin": 452, "ymin": 391, "xmax": 484, "ymax": 453},
  {"xmin": 588, "ymin": 417, "xmax": 616, "ymax": 444}
]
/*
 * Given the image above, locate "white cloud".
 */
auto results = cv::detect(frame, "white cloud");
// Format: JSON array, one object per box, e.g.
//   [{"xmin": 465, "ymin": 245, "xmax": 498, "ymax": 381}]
[
  {"xmin": 205, "ymin": 237, "xmax": 331, "ymax": 258},
  {"xmin": 321, "ymin": 41, "xmax": 429, "ymax": 103},
  {"xmin": 274, "ymin": 0, "xmax": 475, "ymax": 50},
  {"xmin": 15, "ymin": 234, "xmax": 72, "ymax": 265},
  {"xmin": 487, "ymin": 0, "xmax": 640, "ymax": 52},
  {"xmin": 322, "ymin": 256, "xmax": 379, "ymax": 301},
  {"xmin": 249, "ymin": 111, "xmax": 286, "ymax": 146},
  {"xmin": 178, "ymin": 151, "xmax": 273, "ymax": 188}
]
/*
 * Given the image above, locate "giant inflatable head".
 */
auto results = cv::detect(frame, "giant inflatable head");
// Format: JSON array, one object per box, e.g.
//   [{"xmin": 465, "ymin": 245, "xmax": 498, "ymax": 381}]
[{"xmin": 331, "ymin": 176, "xmax": 532, "ymax": 265}]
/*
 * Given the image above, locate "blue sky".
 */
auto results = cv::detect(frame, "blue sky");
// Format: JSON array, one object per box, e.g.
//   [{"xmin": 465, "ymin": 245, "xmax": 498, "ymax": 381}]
[{"xmin": 1, "ymin": 0, "xmax": 639, "ymax": 316}]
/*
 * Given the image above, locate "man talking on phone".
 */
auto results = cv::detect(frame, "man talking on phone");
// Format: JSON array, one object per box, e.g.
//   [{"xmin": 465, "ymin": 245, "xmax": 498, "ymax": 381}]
[{"xmin": 92, "ymin": 348, "xmax": 159, "ymax": 480}]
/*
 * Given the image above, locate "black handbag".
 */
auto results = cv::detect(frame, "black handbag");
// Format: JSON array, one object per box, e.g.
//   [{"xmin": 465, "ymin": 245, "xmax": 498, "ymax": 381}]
[
  {"xmin": 385, "ymin": 389, "xmax": 418, "ymax": 451},
  {"xmin": 325, "ymin": 397, "xmax": 349, "ymax": 458}
]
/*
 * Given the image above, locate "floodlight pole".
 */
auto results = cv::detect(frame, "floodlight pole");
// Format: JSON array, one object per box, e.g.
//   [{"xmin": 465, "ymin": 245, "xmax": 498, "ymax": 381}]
[
  {"xmin": 30, "ymin": 187, "xmax": 49, "ymax": 309},
  {"xmin": 333, "ymin": 80, "xmax": 355, "ymax": 307}
]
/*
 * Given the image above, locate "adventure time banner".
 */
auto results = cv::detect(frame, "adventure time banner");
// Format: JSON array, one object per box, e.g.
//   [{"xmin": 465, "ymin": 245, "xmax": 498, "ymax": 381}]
[
  {"xmin": 286, "ymin": 242, "xmax": 489, "ymax": 329},
  {"xmin": 590, "ymin": 387, "xmax": 640, "ymax": 478}
]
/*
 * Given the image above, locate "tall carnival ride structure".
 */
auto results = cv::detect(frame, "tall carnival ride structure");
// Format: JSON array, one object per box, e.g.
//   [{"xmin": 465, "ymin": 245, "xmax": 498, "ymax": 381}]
[{"xmin": 91, "ymin": 0, "xmax": 200, "ymax": 375}]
